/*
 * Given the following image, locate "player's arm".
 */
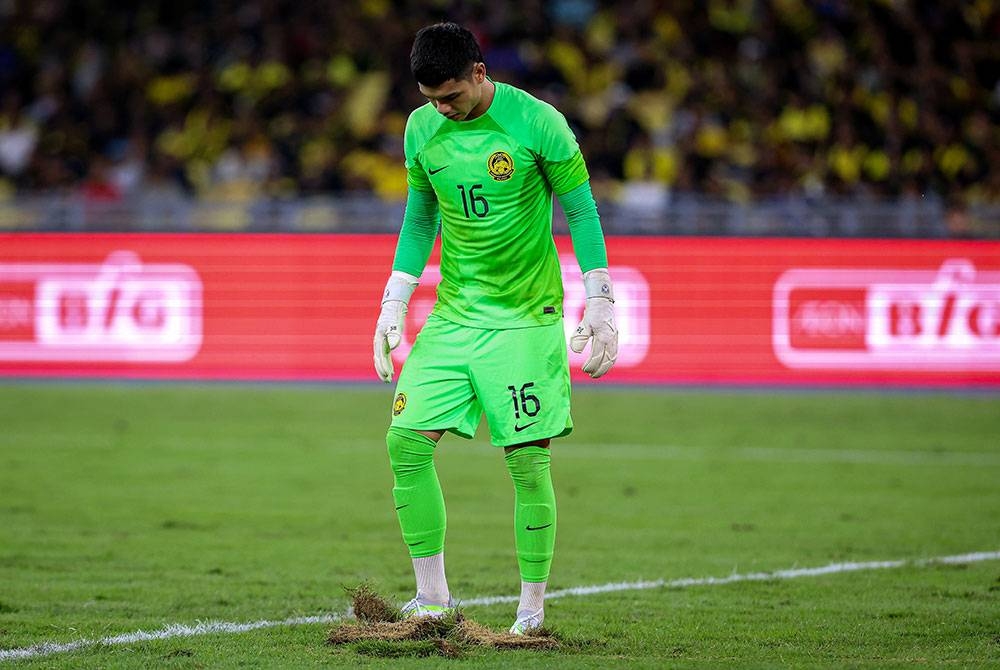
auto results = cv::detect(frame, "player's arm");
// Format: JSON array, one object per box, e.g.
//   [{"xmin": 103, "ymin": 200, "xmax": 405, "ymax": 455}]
[
  {"xmin": 373, "ymin": 151, "xmax": 440, "ymax": 382},
  {"xmin": 532, "ymin": 102, "xmax": 618, "ymax": 378},
  {"xmin": 391, "ymin": 185, "xmax": 439, "ymax": 277},
  {"xmin": 557, "ymin": 179, "xmax": 617, "ymax": 379}
]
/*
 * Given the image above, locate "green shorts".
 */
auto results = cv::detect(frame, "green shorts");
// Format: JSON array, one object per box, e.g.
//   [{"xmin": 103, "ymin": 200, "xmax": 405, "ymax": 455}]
[{"xmin": 390, "ymin": 313, "xmax": 573, "ymax": 447}]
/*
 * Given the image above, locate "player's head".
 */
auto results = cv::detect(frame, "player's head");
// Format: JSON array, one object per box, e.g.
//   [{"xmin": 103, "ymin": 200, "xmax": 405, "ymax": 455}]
[
  {"xmin": 411, "ymin": 22, "xmax": 483, "ymax": 86},
  {"xmin": 410, "ymin": 22, "xmax": 489, "ymax": 122}
]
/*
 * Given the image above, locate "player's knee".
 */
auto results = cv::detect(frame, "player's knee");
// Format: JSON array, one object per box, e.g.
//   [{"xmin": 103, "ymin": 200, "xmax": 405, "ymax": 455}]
[
  {"xmin": 505, "ymin": 445, "xmax": 551, "ymax": 491},
  {"xmin": 386, "ymin": 427, "xmax": 436, "ymax": 477}
]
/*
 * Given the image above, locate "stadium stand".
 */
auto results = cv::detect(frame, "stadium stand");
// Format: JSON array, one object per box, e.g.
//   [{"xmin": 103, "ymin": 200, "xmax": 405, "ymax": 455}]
[{"xmin": 0, "ymin": 0, "xmax": 997, "ymax": 235}]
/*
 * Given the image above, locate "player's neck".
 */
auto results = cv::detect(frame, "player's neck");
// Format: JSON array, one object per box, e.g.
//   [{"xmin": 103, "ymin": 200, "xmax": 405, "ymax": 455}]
[{"xmin": 465, "ymin": 78, "xmax": 495, "ymax": 121}]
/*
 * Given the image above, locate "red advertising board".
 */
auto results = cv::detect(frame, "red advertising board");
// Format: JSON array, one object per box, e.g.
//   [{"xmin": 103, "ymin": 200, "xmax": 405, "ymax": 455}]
[{"xmin": 1, "ymin": 233, "xmax": 998, "ymax": 387}]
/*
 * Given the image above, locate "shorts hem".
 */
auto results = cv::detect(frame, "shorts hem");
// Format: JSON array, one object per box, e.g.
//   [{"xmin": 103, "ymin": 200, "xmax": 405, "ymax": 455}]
[
  {"xmin": 390, "ymin": 422, "xmax": 475, "ymax": 441},
  {"xmin": 491, "ymin": 425, "xmax": 573, "ymax": 448}
]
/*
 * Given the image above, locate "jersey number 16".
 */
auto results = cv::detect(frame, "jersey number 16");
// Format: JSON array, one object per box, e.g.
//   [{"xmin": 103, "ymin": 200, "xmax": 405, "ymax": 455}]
[{"xmin": 457, "ymin": 184, "xmax": 490, "ymax": 218}]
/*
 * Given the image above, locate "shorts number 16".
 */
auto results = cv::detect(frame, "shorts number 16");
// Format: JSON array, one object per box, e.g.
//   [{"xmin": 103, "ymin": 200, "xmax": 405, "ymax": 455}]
[{"xmin": 507, "ymin": 382, "xmax": 540, "ymax": 419}]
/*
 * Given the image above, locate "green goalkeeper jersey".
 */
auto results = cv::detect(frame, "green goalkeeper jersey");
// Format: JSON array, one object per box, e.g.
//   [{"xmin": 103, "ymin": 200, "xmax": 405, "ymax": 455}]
[{"xmin": 404, "ymin": 80, "xmax": 590, "ymax": 329}]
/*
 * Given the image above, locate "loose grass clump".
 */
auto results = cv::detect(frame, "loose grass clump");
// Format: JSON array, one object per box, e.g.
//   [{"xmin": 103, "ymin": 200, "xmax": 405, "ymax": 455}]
[{"xmin": 345, "ymin": 583, "xmax": 401, "ymax": 623}]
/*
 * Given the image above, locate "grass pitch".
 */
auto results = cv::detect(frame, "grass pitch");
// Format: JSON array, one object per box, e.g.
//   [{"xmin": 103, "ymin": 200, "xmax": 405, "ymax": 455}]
[{"xmin": 0, "ymin": 382, "xmax": 998, "ymax": 668}]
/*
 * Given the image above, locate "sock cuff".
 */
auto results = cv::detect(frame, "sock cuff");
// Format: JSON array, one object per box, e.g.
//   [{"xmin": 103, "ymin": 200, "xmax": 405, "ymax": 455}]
[
  {"xmin": 504, "ymin": 446, "xmax": 550, "ymax": 462},
  {"xmin": 387, "ymin": 428, "xmax": 437, "ymax": 476}
]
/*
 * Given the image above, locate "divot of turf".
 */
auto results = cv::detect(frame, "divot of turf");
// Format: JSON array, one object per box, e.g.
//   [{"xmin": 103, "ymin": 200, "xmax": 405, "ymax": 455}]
[
  {"xmin": 327, "ymin": 584, "xmax": 559, "ymax": 656},
  {"xmin": 328, "ymin": 616, "xmax": 455, "ymax": 644},
  {"xmin": 453, "ymin": 620, "xmax": 559, "ymax": 650}
]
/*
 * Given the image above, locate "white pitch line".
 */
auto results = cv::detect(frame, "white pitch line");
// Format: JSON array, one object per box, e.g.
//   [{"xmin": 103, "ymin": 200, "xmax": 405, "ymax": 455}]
[
  {"xmin": 461, "ymin": 550, "xmax": 1000, "ymax": 606},
  {"xmin": 2, "ymin": 550, "xmax": 998, "ymax": 663},
  {"xmin": 0, "ymin": 615, "xmax": 343, "ymax": 663}
]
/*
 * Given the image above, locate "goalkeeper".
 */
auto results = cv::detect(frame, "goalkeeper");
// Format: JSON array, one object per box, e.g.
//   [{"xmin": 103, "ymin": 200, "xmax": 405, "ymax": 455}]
[{"xmin": 373, "ymin": 22, "xmax": 618, "ymax": 636}]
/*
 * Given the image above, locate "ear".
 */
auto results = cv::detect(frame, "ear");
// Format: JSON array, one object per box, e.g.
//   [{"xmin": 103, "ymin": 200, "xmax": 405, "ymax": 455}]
[{"xmin": 473, "ymin": 62, "xmax": 486, "ymax": 83}]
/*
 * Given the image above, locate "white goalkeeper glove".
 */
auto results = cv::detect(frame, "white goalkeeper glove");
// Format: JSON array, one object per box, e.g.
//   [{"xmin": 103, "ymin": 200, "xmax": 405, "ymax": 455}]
[
  {"xmin": 570, "ymin": 268, "xmax": 618, "ymax": 378},
  {"xmin": 373, "ymin": 271, "xmax": 419, "ymax": 383}
]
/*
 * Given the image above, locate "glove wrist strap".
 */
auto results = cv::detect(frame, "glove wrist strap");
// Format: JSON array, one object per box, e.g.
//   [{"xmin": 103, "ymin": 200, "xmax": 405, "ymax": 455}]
[
  {"xmin": 582, "ymin": 268, "xmax": 615, "ymax": 302},
  {"xmin": 383, "ymin": 271, "xmax": 419, "ymax": 304}
]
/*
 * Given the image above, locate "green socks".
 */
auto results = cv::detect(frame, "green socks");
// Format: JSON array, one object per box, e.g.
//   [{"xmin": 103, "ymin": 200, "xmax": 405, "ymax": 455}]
[
  {"xmin": 387, "ymin": 429, "xmax": 556, "ymax": 582},
  {"xmin": 505, "ymin": 446, "xmax": 557, "ymax": 582},
  {"xmin": 386, "ymin": 427, "xmax": 446, "ymax": 558}
]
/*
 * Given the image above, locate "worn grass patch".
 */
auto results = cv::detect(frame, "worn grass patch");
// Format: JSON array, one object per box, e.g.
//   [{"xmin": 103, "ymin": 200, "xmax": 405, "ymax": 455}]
[
  {"xmin": 328, "ymin": 585, "xmax": 559, "ymax": 657},
  {"xmin": 452, "ymin": 619, "xmax": 559, "ymax": 650}
]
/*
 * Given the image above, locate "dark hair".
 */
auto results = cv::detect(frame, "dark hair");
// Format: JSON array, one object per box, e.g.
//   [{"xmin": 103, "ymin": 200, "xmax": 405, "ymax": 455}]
[{"xmin": 410, "ymin": 22, "xmax": 483, "ymax": 86}]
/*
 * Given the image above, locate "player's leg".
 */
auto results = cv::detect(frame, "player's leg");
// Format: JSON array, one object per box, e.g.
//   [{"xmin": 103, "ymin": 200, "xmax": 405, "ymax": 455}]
[
  {"xmin": 387, "ymin": 315, "xmax": 483, "ymax": 615},
  {"xmin": 395, "ymin": 426, "xmax": 450, "ymax": 615},
  {"xmin": 386, "ymin": 426, "xmax": 452, "ymax": 614},
  {"xmin": 504, "ymin": 439, "xmax": 556, "ymax": 634},
  {"xmin": 471, "ymin": 320, "xmax": 571, "ymax": 633}
]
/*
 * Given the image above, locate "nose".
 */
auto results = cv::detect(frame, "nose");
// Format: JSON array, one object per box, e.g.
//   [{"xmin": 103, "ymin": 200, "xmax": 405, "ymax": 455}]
[{"xmin": 435, "ymin": 101, "xmax": 452, "ymax": 116}]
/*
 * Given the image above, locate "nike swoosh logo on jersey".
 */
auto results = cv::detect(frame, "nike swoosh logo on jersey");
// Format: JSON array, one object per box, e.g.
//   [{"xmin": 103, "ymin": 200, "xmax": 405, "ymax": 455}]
[
  {"xmin": 514, "ymin": 421, "xmax": 539, "ymax": 432},
  {"xmin": 428, "ymin": 165, "xmax": 449, "ymax": 175}
]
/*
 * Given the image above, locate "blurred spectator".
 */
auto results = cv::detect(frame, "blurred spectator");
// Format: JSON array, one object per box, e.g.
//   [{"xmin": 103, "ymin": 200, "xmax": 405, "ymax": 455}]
[
  {"xmin": 0, "ymin": 92, "xmax": 38, "ymax": 189},
  {"xmin": 0, "ymin": 0, "xmax": 996, "ymax": 215},
  {"xmin": 79, "ymin": 154, "xmax": 120, "ymax": 202}
]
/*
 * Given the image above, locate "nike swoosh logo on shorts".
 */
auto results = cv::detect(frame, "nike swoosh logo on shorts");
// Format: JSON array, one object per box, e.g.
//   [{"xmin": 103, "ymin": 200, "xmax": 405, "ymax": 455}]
[{"xmin": 514, "ymin": 421, "xmax": 538, "ymax": 432}]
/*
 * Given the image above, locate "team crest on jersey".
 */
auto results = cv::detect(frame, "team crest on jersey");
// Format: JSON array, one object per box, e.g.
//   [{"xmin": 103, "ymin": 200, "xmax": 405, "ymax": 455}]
[
  {"xmin": 392, "ymin": 392, "xmax": 407, "ymax": 416},
  {"xmin": 487, "ymin": 151, "xmax": 514, "ymax": 181}
]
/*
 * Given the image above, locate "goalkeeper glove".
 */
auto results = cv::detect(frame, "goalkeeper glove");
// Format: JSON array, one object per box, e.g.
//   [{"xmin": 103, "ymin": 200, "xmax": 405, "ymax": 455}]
[
  {"xmin": 570, "ymin": 268, "xmax": 618, "ymax": 378},
  {"xmin": 373, "ymin": 271, "xmax": 419, "ymax": 383}
]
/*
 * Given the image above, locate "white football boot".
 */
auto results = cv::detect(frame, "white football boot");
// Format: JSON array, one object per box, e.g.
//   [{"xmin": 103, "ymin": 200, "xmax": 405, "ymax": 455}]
[
  {"xmin": 399, "ymin": 596, "xmax": 455, "ymax": 619},
  {"xmin": 508, "ymin": 608, "xmax": 544, "ymax": 635}
]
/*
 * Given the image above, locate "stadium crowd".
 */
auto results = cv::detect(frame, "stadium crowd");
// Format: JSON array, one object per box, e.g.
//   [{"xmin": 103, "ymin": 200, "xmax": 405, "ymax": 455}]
[{"xmin": 0, "ymin": 0, "xmax": 998, "ymax": 215}]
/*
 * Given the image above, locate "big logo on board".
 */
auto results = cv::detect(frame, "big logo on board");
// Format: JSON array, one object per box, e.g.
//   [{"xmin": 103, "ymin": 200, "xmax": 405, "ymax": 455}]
[
  {"xmin": 773, "ymin": 259, "xmax": 1000, "ymax": 371},
  {"xmin": 389, "ymin": 257, "xmax": 651, "ymax": 371},
  {"xmin": 0, "ymin": 251, "xmax": 203, "ymax": 362}
]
